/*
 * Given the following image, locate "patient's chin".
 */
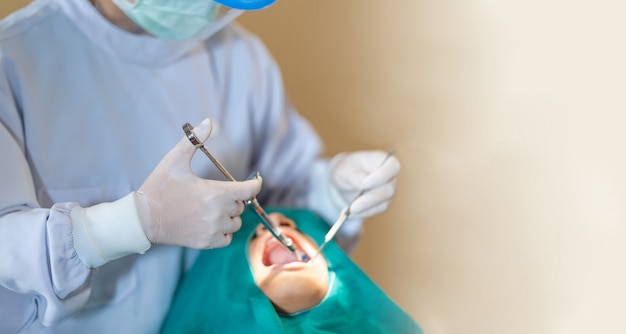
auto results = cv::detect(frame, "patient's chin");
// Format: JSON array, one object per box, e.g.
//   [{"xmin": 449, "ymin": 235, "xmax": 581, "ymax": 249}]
[
  {"xmin": 258, "ymin": 271, "xmax": 329, "ymax": 314},
  {"xmin": 267, "ymin": 282, "xmax": 327, "ymax": 314}
]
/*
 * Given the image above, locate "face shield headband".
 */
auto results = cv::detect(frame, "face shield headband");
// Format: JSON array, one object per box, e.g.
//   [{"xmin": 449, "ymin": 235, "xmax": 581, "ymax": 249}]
[{"xmin": 111, "ymin": 0, "xmax": 277, "ymax": 41}]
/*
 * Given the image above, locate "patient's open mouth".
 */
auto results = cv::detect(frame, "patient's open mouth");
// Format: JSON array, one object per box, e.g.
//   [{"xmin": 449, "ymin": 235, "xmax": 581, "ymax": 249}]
[{"xmin": 263, "ymin": 238, "xmax": 307, "ymax": 266}]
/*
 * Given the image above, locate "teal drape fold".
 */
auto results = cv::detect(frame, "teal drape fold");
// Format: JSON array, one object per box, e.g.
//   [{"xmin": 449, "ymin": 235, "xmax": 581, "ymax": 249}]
[{"xmin": 161, "ymin": 208, "xmax": 422, "ymax": 334}]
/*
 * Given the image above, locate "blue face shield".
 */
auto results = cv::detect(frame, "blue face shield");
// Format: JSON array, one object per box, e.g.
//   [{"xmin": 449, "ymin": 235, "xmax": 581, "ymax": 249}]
[
  {"xmin": 111, "ymin": 0, "xmax": 276, "ymax": 41},
  {"xmin": 160, "ymin": 208, "xmax": 422, "ymax": 334}
]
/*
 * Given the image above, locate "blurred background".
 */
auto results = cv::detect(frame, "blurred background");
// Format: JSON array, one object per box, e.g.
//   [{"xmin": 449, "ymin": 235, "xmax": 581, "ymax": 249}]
[{"xmin": 3, "ymin": 1, "xmax": 626, "ymax": 333}]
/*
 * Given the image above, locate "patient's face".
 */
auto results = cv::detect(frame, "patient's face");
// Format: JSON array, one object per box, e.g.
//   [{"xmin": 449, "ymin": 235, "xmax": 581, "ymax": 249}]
[{"xmin": 248, "ymin": 213, "xmax": 329, "ymax": 314}]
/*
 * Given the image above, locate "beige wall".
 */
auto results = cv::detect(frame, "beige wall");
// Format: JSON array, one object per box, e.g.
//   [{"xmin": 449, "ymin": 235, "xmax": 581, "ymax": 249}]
[
  {"xmin": 4, "ymin": 1, "xmax": 626, "ymax": 333},
  {"xmin": 240, "ymin": 2, "xmax": 626, "ymax": 333},
  {"xmin": 0, "ymin": 3, "xmax": 26, "ymax": 18}
]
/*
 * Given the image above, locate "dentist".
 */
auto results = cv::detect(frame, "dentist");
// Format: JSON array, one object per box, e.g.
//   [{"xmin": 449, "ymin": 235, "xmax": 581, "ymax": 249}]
[{"xmin": 0, "ymin": 0, "xmax": 400, "ymax": 332}]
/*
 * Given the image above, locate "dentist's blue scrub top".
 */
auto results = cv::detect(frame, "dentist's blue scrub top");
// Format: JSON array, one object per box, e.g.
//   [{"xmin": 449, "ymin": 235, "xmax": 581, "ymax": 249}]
[{"xmin": 0, "ymin": 0, "xmax": 349, "ymax": 332}]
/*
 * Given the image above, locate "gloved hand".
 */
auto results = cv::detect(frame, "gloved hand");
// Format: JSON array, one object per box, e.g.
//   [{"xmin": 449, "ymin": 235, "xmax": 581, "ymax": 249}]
[
  {"xmin": 330, "ymin": 150, "xmax": 400, "ymax": 219},
  {"xmin": 136, "ymin": 119, "xmax": 262, "ymax": 249}
]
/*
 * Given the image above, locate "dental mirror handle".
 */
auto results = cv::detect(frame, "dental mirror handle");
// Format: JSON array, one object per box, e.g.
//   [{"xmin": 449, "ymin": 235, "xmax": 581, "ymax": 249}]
[{"xmin": 310, "ymin": 149, "xmax": 396, "ymax": 262}]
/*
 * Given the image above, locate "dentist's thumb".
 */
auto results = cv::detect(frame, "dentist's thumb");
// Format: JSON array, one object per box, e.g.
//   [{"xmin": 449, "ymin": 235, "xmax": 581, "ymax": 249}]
[{"xmin": 163, "ymin": 119, "xmax": 214, "ymax": 173}]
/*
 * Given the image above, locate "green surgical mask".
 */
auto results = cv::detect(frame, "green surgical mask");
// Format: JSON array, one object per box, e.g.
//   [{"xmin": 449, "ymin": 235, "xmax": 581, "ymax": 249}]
[{"xmin": 112, "ymin": 0, "xmax": 222, "ymax": 40}]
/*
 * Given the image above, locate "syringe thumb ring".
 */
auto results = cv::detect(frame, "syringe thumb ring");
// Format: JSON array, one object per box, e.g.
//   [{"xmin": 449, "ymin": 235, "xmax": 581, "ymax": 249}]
[{"xmin": 182, "ymin": 123, "xmax": 204, "ymax": 148}]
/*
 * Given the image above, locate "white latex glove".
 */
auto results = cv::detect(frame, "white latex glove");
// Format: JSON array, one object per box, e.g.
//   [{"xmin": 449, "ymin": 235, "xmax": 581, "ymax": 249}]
[
  {"xmin": 330, "ymin": 150, "xmax": 400, "ymax": 219},
  {"xmin": 136, "ymin": 119, "xmax": 262, "ymax": 249}
]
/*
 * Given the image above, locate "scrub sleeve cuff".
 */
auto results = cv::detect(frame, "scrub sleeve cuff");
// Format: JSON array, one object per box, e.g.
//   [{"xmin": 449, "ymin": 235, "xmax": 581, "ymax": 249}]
[{"xmin": 71, "ymin": 192, "xmax": 152, "ymax": 268}]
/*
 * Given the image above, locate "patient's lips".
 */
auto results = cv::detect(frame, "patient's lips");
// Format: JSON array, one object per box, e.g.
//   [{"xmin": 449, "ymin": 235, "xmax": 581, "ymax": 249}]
[{"xmin": 263, "ymin": 240, "xmax": 299, "ymax": 266}]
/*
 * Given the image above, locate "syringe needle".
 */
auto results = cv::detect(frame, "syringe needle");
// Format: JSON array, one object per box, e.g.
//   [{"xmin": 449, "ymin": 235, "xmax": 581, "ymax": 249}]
[{"xmin": 183, "ymin": 122, "xmax": 305, "ymax": 260}]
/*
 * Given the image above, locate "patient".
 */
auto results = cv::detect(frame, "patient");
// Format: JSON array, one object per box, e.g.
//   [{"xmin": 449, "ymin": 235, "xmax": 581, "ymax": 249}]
[
  {"xmin": 247, "ymin": 213, "xmax": 329, "ymax": 314},
  {"xmin": 160, "ymin": 209, "xmax": 421, "ymax": 333}
]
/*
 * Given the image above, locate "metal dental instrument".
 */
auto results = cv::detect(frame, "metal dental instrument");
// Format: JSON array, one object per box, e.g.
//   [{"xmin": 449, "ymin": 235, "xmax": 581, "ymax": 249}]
[
  {"xmin": 182, "ymin": 122, "xmax": 308, "ymax": 261},
  {"xmin": 310, "ymin": 149, "xmax": 396, "ymax": 262}
]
